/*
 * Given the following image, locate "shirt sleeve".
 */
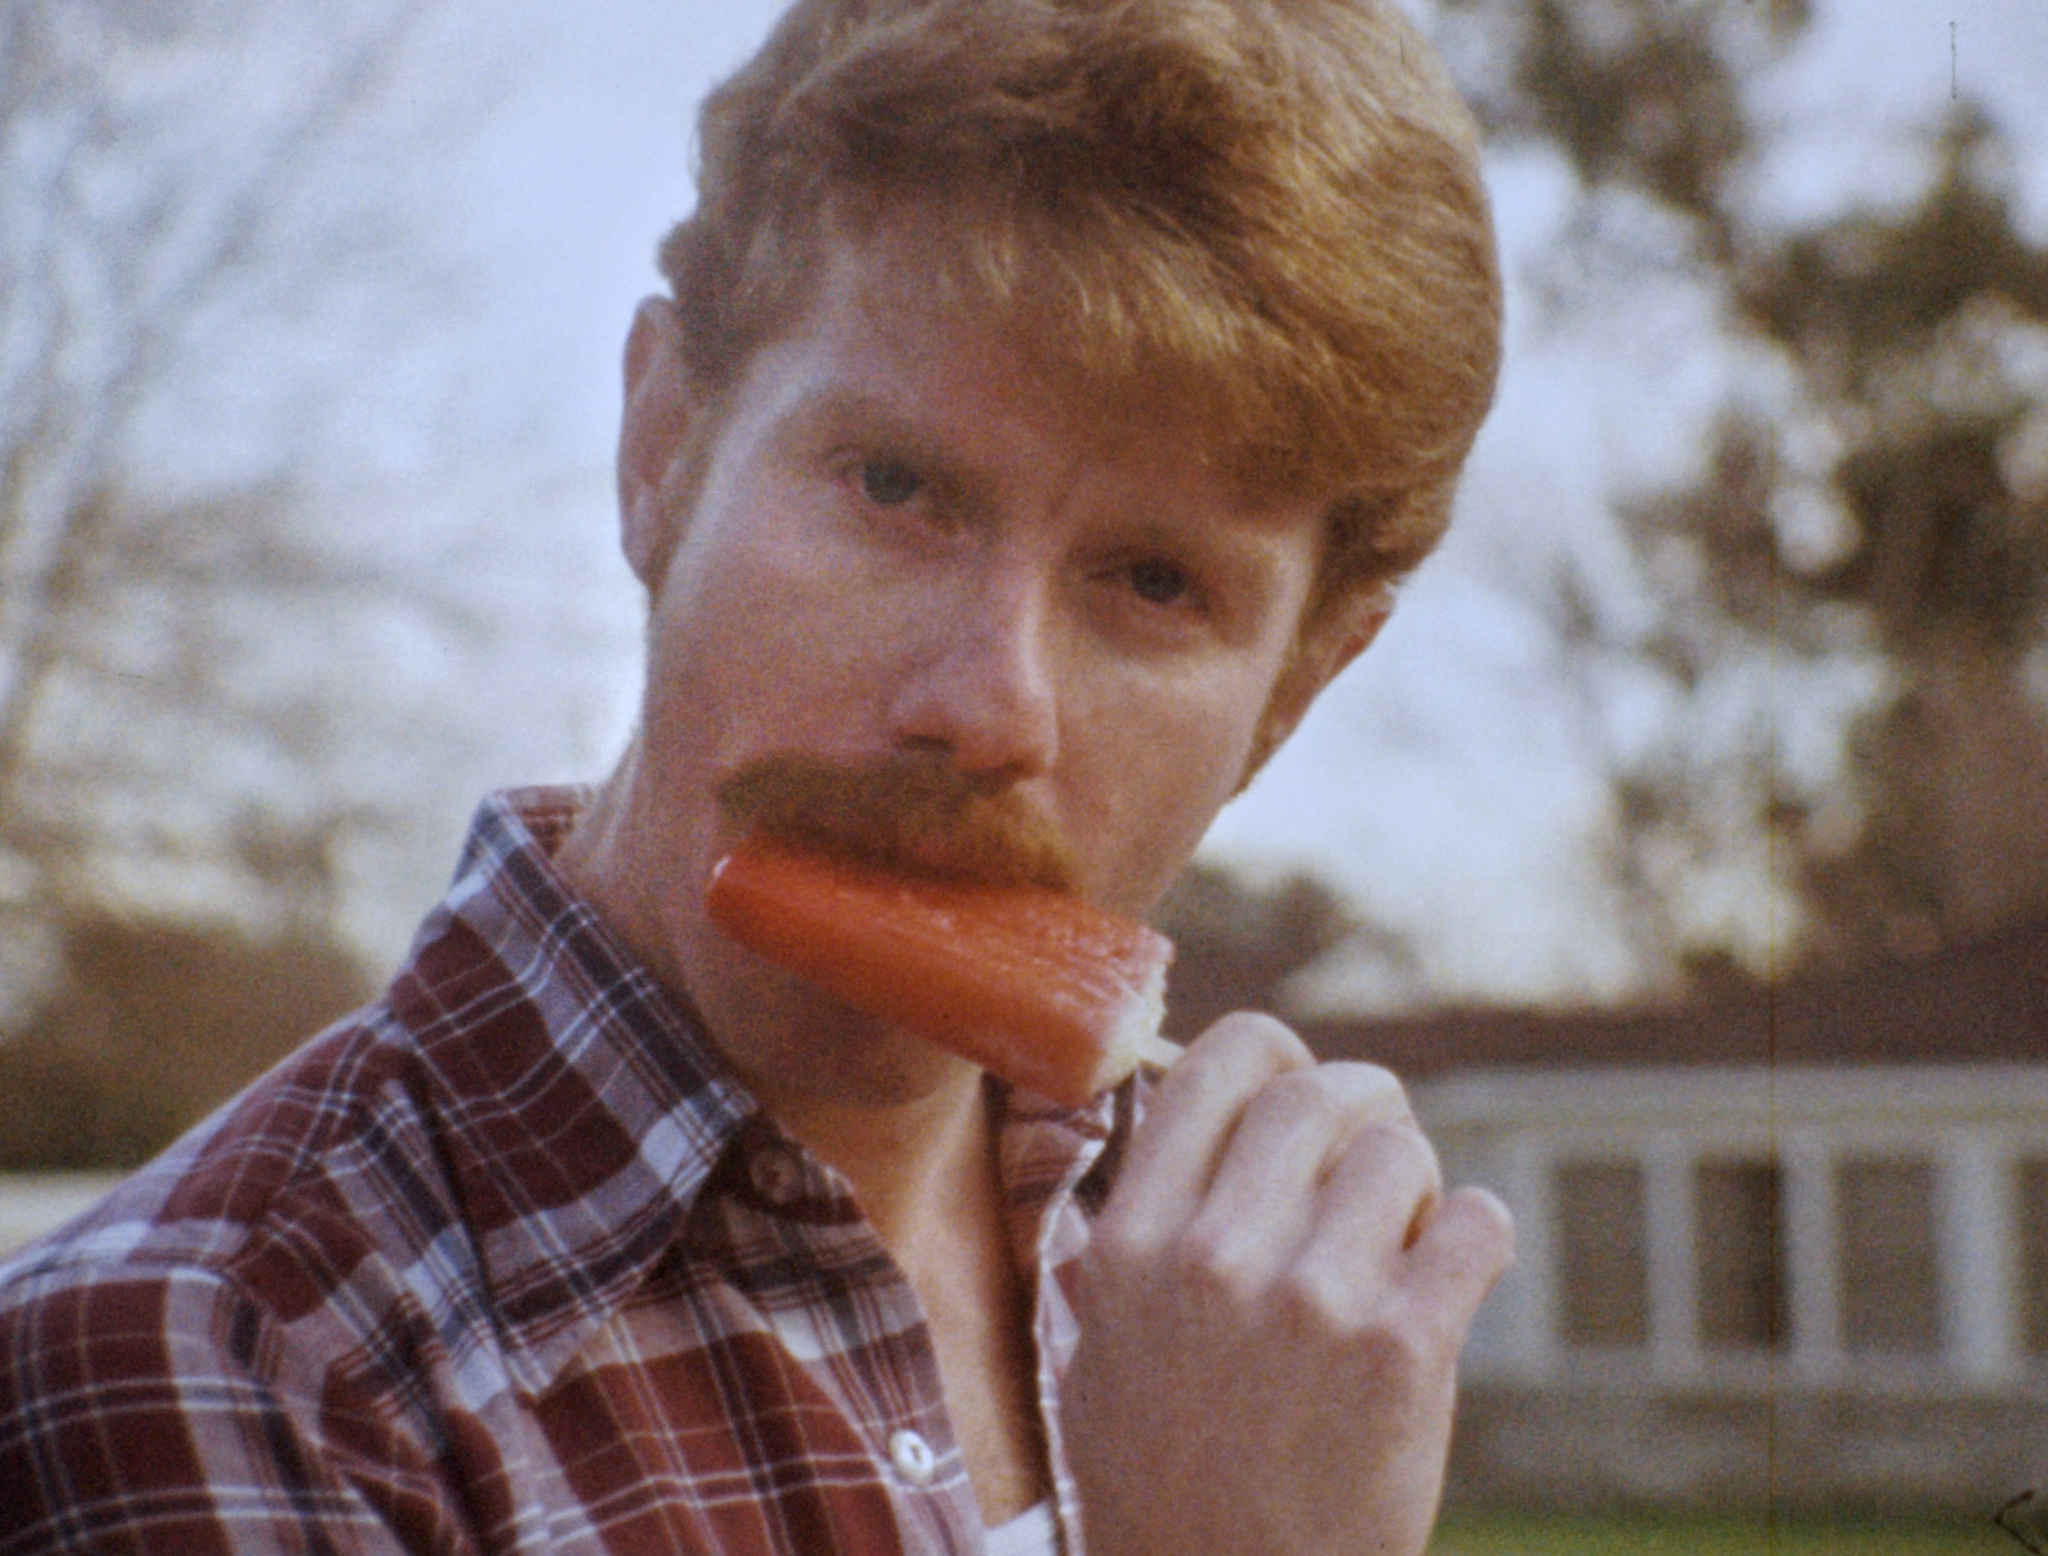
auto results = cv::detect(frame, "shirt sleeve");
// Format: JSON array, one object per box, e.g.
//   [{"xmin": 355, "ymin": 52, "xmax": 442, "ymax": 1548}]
[{"xmin": 0, "ymin": 1264, "xmax": 470, "ymax": 1555}]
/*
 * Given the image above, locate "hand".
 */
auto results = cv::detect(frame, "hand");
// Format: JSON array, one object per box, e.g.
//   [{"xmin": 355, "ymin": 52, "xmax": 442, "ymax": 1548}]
[{"xmin": 1061, "ymin": 1014, "xmax": 1513, "ymax": 1556}]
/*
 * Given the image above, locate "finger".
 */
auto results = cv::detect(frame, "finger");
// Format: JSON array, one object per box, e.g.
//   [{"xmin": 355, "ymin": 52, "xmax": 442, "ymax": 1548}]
[
  {"xmin": 1401, "ymin": 1185, "xmax": 1516, "ymax": 1341},
  {"xmin": 1286, "ymin": 1115, "xmax": 1446, "ymax": 1310},
  {"xmin": 1105, "ymin": 1012, "xmax": 1311, "ymax": 1232},
  {"xmin": 1185, "ymin": 1063, "xmax": 1416, "ymax": 1275}
]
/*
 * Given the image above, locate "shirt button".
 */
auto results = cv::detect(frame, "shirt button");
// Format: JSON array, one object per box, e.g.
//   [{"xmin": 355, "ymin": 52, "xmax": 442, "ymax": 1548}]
[
  {"xmin": 749, "ymin": 1145, "xmax": 802, "ymax": 1202},
  {"xmin": 889, "ymin": 1428, "xmax": 937, "ymax": 1486}
]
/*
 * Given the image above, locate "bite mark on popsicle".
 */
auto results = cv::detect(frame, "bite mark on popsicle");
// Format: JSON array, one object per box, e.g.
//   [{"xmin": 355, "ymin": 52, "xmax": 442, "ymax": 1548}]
[{"xmin": 706, "ymin": 834, "xmax": 1180, "ymax": 1106}]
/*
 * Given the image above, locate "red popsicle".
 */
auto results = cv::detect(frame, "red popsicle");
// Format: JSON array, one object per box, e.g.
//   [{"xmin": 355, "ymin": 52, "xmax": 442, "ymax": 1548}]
[{"xmin": 706, "ymin": 834, "xmax": 1179, "ymax": 1105}]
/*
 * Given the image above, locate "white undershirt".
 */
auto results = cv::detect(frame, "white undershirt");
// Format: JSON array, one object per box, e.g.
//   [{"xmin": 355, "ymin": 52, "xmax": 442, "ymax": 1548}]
[{"xmin": 984, "ymin": 1499, "xmax": 1059, "ymax": 1556}]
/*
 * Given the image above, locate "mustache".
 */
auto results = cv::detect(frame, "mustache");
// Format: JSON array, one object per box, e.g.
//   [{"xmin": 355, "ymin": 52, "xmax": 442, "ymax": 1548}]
[{"xmin": 714, "ymin": 754, "xmax": 1077, "ymax": 893}]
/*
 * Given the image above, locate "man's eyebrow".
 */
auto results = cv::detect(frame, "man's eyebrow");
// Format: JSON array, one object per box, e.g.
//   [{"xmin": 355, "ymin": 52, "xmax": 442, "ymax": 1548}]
[{"xmin": 771, "ymin": 384, "xmax": 944, "ymax": 454}]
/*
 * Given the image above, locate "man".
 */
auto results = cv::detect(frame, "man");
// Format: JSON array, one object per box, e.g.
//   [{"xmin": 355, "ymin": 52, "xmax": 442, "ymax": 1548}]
[{"xmin": 0, "ymin": 1, "xmax": 1510, "ymax": 1551}]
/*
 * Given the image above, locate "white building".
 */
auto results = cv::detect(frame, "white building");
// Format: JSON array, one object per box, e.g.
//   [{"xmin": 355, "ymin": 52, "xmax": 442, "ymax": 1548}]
[{"xmin": 1315, "ymin": 916, "xmax": 2048, "ymax": 1509}]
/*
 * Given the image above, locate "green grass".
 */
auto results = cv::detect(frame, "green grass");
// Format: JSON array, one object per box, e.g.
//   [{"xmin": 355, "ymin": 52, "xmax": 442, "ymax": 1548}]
[{"xmin": 1430, "ymin": 1507, "xmax": 2027, "ymax": 1555}]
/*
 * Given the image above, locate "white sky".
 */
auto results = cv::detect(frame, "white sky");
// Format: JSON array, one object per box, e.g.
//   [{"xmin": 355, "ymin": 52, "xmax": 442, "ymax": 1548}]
[{"xmin": 190, "ymin": 0, "xmax": 2048, "ymax": 1009}]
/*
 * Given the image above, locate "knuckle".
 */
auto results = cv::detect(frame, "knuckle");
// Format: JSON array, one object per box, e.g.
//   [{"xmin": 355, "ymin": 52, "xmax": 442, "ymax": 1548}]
[
  {"xmin": 1248, "ymin": 1065, "xmax": 1337, "ymax": 1125},
  {"xmin": 1344, "ymin": 1113, "xmax": 1441, "ymax": 1187},
  {"xmin": 1474, "ymin": 1183, "xmax": 1516, "ymax": 1236},
  {"xmin": 1401, "ymin": 1119, "xmax": 1445, "ymax": 1185},
  {"xmin": 1201, "ymin": 1010, "xmax": 1313, "ymax": 1074},
  {"xmin": 1321, "ymin": 1060, "xmax": 1411, "ymax": 1118},
  {"xmin": 1347, "ymin": 1314, "xmax": 1433, "ymax": 1393},
  {"xmin": 1085, "ymin": 1211, "xmax": 1159, "ymax": 1274},
  {"xmin": 1277, "ymin": 1260, "xmax": 1455, "ymax": 1385},
  {"xmin": 1449, "ymin": 1184, "xmax": 1518, "ymax": 1270},
  {"xmin": 1167, "ymin": 1220, "xmax": 1263, "ymax": 1307},
  {"xmin": 1245, "ymin": 1061, "xmax": 1408, "ymax": 1142},
  {"xmin": 1080, "ymin": 1213, "xmax": 1168, "ymax": 1295},
  {"xmin": 1274, "ymin": 1264, "xmax": 1351, "ymax": 1332},
  {"xmin": 1462, "ymin": 1182, "xmax": 1514, "ymax": 1234}
]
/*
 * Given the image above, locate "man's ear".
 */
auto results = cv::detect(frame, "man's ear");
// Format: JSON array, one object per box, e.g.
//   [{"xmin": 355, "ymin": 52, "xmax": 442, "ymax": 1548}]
[
  {"xmin": 617, "ymin": 297, "xmax": 696, "ymax": 588},
  {"xmin": 1237, "ymin": 584, "xmax": 1396, "ymax": 789}
]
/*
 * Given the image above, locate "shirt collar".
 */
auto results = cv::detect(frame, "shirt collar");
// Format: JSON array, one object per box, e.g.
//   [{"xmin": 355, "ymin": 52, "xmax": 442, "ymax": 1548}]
[
  {"xmin": 402, "ymin": 786, "xmax": 756, "ymax": 1389},
  {"xmin": 406, "ymin": 786, "xmax": 1118, "ymax": 1390}
]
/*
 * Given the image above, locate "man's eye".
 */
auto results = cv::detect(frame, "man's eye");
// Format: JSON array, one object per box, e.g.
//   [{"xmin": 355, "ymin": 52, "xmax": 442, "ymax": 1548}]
[
  {"xmin": 857, "ymin": 458, "xmax": 924, "ymax": 507},
  {"xmin": 1127, "ymin": 558, "xmax": 1192, "ymax": 607}
]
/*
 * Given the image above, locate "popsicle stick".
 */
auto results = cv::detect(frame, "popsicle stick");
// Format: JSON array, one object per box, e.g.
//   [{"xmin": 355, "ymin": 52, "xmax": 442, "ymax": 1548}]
[{"xmin": 1137, "ymin": 1031, "xmax": 1186, "ymax": 1072}]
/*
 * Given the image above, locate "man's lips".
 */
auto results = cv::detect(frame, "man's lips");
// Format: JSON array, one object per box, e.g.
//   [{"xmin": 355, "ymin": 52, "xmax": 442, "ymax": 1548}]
[{"xmin": 713, "ymin": 753, "xmax": 1078, "ymax": 893}]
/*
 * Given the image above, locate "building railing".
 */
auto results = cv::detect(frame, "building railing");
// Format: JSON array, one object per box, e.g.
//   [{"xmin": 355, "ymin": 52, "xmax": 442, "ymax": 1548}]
[{"xmin": 1418, "ymin": 1065, "xmax": 2048, "ymax": 1394}]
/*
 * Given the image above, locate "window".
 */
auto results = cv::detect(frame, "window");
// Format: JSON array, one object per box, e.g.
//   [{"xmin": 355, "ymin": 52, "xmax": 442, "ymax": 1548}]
[
  {"xmin": 1555, "ymin": 1159, "xmax": 1649, "ymax": 1347},
  {"xmin": 1835, "ymin": 1155, "xmax": 1941, "ymax": 1355},
  {"xmin": 1695, "ymin": 1158, "xmax": 1786, "ymax": 1351},
  {"xmin": 2021, "ymin": 1159, "xmax": 2048, "ymax": 1358}
]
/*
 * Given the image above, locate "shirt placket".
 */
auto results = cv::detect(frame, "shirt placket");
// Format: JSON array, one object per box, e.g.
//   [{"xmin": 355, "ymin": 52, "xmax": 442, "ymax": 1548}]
[{"xmin": 738, "ymin": 1126, "xmax": 990, "ymax": 1556}]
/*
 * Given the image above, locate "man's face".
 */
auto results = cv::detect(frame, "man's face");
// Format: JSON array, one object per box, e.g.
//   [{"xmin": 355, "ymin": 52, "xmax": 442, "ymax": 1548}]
[{"xmin": 604, "ymin": 218, "xmax": 1346, "ymax": 1089}]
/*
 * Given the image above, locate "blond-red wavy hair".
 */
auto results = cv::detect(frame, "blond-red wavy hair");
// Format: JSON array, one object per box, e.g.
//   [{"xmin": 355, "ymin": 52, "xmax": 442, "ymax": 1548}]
[{"xmin": 659, "ymin": 0, "xmax": 1500, "ymax": 637}]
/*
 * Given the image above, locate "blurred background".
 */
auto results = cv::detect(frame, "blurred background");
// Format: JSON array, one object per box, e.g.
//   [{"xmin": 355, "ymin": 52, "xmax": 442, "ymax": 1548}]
[{"xmin": 2, "ymin": 0, "xmax": 2045, "ymax": 1546}]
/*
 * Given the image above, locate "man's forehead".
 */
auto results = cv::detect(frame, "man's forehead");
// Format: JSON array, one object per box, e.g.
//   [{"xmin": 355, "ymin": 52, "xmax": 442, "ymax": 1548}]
[{"xmin": 751, "ymin": 212, "xmax": 1286, "ymax": 499}]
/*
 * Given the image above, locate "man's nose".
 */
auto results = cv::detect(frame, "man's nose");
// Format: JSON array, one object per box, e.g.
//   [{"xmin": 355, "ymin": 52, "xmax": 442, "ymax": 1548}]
[{"xmin": 886, "ymin": 561, "xmax": 1060, "ymax": 781}]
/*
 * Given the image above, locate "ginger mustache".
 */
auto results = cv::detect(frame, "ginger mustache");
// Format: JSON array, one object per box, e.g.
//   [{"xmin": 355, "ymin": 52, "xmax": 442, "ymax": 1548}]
[{"xmin": 715, "ymin": 753, "xmax": 1079, "ymax": 894}]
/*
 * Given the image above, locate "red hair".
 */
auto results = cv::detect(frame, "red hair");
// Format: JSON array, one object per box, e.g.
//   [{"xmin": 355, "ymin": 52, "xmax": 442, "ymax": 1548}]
[{"xmin": 661, "ymin": 0, "xmax": 1500, "ymax": 624}]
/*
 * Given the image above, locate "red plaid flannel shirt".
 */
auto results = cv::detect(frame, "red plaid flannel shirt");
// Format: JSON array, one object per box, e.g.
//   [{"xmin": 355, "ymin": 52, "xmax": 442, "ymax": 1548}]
[{"xmin": 0, "ymin": 788, "xmax": 1130, "ymax": 1554}]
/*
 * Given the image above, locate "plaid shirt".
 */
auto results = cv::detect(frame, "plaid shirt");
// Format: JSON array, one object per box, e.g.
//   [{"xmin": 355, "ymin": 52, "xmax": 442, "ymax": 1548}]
[{"xmin": 0, "ymin": 788, "xmax": 1130, "ymax": 1555}]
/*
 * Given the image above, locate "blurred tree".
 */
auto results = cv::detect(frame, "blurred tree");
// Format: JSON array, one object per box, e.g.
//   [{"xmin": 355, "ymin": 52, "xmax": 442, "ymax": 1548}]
[
  {"xmin": 0, "ymin": 0, "xmax": 495, "ymax": 1028},
  {"xmin": 1443, "ymin": 0, "xmax": 2048, "ymax": 969},
  {"xmin": 1725, "ymin": 114, "xmax": 2048, "ymax": 951},
  {"xmin": 0, "ymin": 915, "xmax": 373, "ymax": 1169},
  {"xmin": 1448, "ymin": 0, "xmax": 1808, "ymax": 256},
  {"xmin": 1153, "ymin": 863, "xmax": 1356, "ymax": 1039}
]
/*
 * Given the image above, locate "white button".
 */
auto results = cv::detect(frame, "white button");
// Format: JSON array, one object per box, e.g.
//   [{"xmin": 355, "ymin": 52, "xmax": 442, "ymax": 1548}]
[
  {"xmin": 888, "ymin": 1428, "xmax": 937, "ymax": 1485},
  {"xmin": 749, "ymin": 1146, "xmax": 802, "ymax": 1201}
]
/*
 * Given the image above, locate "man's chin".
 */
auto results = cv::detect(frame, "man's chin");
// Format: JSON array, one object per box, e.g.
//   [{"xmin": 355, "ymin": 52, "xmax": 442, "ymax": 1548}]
[
  {"xmin": 764, "ymin": 1019, "xmax": 984, "ymax": 1115},
  {"xmin": 699, "ymin": 939, "xmax": 981, "ymax": 1110}
]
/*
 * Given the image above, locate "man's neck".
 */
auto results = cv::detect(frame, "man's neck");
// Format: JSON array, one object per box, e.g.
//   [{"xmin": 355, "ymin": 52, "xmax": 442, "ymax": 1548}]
[
  {"xmin": 758, "ymin": 1067, "xmax": 1051, "ymax": 1526},
  {"xmin": 553, "ymin": 768, "xmax": 1052, "ymax": 1521},
  {"xmin": 752, "ymin": 1064, "xmax": 995, "ymax": 1257}
]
